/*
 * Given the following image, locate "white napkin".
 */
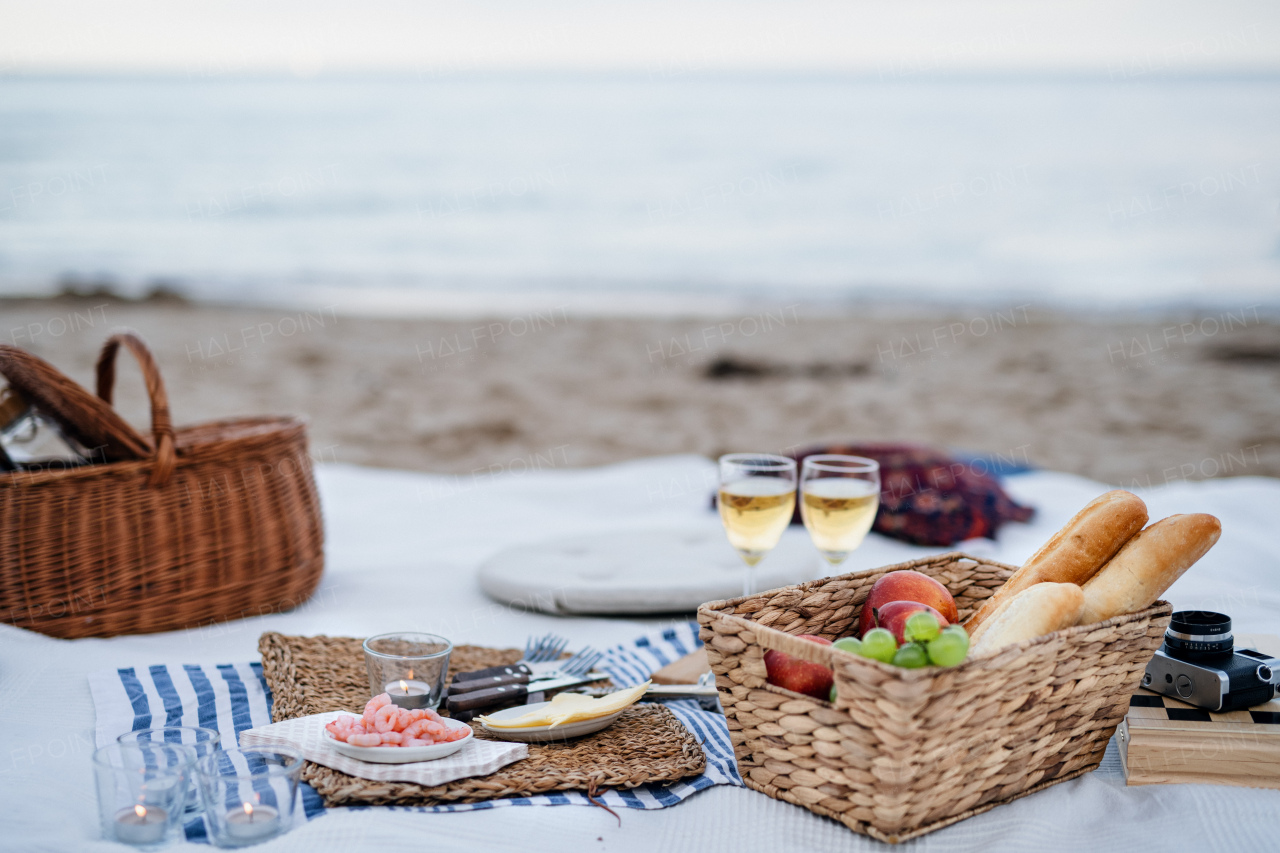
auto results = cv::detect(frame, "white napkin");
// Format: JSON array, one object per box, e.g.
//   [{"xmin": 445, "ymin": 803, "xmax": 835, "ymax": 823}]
[{"xmin": 238, "ymin": 711, "xmax": 528, "ymax": 786}]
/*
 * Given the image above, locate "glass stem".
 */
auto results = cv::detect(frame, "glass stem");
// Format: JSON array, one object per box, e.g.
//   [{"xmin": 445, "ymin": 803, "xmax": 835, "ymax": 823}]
[{"xmin": 743, "ymin": 564, "xmax": 756, "ymax": 598}]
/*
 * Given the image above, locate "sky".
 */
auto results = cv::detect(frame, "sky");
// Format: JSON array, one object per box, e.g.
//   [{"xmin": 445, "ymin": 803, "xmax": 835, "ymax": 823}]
[{"xmin": 2, "ymin": 0, "xmax": 1279, "ymax": 76}]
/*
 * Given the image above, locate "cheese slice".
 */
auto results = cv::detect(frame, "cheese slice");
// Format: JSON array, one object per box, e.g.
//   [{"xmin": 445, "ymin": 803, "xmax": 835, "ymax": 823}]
[{"xmin": 479, "ymin": 681, "xmax": 651, "ymax": 728}]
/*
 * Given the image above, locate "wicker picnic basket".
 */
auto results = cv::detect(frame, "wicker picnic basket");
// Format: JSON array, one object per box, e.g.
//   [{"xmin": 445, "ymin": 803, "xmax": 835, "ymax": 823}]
[
  {"xmin": 697, "ymin": 552, "xmax": 1171, "ymax": 843},
  {"xmin": 0, "ymin": 332, "xmax": 324, "ymax": 638}
]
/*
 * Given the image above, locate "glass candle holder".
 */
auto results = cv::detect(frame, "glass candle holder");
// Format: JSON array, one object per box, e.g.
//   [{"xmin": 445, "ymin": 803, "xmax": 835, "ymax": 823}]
[
  {"xmin": 363, "ymin": 632, "xmax": 453, "ymax": 709},
  {"xmin": 118, "ymin": 727, "xmax": 221, "ymax": 817},
  {"xmin": 197, "ymin": 747, "xmax": 302, "ymax": 848},
  {"xmin": 93, "ymin": 742, "xmax": 195, "ymax": 848}
]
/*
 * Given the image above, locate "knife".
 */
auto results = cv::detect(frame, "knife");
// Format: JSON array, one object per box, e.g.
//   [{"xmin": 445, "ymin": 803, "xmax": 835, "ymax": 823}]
[
  {"xmin": 444, "ymin": 671, "xmax": 608, "ymax": 715},
  {"xmin": 570, "ymin": 673, "xmax": 721, "ymax": 713},
  {"xmin": 450, "ymin": 666, "xmax": 609, "ymax": 692},
  {"xmin": 451, "ymin": 659, "xmax": 607, "ymax": 690},
  {"xmin": 451, "ymin": 662, "xmax": 545, "ymax": 687}
]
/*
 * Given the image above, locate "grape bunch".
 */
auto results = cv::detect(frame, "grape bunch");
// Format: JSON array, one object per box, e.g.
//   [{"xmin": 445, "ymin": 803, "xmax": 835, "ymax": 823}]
[{"xmin": 828, "ymin": 613, "xmax": 969, "ymax": 700}]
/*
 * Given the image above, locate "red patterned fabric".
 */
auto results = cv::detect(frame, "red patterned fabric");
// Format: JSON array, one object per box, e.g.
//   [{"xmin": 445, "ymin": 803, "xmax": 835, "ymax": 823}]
[{"xmin": 789, "ymin": 444, "xmax": 1035, "ymax": 546}]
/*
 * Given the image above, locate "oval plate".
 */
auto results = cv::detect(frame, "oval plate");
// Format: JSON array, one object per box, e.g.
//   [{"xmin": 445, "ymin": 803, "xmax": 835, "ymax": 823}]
[
  {"xmin": 478, "ymin": 701, "xmax": 625, "ymax": 743},
  {"xmin": 322, "ymin": 712, "xmax": 473, "ymax": 763}
]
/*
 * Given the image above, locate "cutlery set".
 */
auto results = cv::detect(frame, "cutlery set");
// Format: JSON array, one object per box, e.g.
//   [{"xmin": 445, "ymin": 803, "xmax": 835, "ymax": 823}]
[{"xmin": 446, "ymin": 633, "xmax": 720, "ymax": 716}]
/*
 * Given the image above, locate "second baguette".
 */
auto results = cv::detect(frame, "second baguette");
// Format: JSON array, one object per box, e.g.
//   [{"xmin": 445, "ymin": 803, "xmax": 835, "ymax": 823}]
[
  {"xmin": 1078, "ymin": 513, "xmax": 1221, "ymax": 625},
  {"xmin": 970, "ymin": 582, "xmax": 1085, "ymax": 656},
  {"xmin": 964, "ymin": 490, "xmax": 1147, "ymax": 634}
]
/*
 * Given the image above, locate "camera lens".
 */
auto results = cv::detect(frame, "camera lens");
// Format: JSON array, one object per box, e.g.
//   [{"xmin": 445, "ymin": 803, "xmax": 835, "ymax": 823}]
[{"xmin": 1165, "ymin": 611, "xmax": 1233, "ymax": 660}]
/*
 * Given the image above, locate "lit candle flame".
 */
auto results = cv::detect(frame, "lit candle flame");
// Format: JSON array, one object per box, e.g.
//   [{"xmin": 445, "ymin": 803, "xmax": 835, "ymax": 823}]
[
  {"xmin": 134, "ymin": 805, "xmax": 147, "ymax": 819},
  {"xmin": 398, "ymin": 680, "xmax": 408, "ymax": 692},
  {"xmin": 243, "ymin": 803, "xmax": 254, "ymax": 818}
]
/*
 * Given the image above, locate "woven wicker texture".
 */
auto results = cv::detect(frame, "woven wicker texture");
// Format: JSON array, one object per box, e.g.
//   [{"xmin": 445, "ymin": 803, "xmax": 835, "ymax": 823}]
[
  {"xmin": 259, "ymin": 632, "xmax": 706, "ymax": 807},
  {"xmin": 697, "ymin": 552, "xmax": 1171, "ymax": 844},
  {"xmin": 0, "ymin": 333, "xmax": 325, "ymax": 638}
]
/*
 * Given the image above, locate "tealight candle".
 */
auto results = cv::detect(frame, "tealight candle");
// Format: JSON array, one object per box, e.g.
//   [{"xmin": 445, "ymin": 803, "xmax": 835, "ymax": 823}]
[
  {"xmin": 385, "ymin": 679, "xmax": 431, "ymax": 709},
  {"xmin": 114, "ymin": 804, "xmax": 167, "ymax": 845},
  {"xmin": 225, "ymin": 803, "xmax": 280, "ymax": 841}
]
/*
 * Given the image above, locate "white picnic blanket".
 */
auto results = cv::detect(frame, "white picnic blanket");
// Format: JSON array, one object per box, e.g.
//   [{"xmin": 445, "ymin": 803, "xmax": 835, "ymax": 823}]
[{"xmin": 2, "ymin": 453, "xmax": 1279, "ymax": 852}]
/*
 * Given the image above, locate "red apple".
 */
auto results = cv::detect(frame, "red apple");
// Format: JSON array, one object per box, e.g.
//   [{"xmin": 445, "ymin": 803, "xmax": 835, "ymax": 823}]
[
  {"xmin": 764, "ymin": 634, "xmax": 833, "ymax": 699},
  {"xmin": 866, "ymin": 600, "xmax": 949, "ymax": 646},
  {"xmin": 856, "ymin": 570, "xmax": 959, "ymax": 637}
]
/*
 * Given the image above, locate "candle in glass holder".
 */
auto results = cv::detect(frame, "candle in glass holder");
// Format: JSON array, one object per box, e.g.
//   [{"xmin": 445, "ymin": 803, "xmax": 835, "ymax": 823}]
[
  {"xmin": 385, "ymin": 679, "xmax": 431, "ymax": 709},
  {"xmin": 114, "ymin": 804, "xmax": 166, "ymax": 844},
  {"xmin": 226, "ymin": 803, "xmax": 280, "ymax": 841}
]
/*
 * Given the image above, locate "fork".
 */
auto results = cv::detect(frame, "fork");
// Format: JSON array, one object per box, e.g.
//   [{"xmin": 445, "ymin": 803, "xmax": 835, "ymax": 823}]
[
  {"xmin": 523, "ymin": 633, "xmax": 570, "ymax": 664},
  {"xmin": 546, "ymin": 647, "xmax": 604, "ymax": 679}
]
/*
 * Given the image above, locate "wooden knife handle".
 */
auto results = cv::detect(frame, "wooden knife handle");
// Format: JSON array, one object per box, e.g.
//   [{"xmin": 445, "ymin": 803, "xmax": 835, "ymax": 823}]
[
  {"xmin": 449, "ymin": 670, "xmax": 530, "ymax": 691},
  {"xmin": 452, "ymin": 664, "xmax": 532, "ymax": 684},
  {"xmin": 445, "ymin": 683, "xmax": 529, "ymax": 714}
]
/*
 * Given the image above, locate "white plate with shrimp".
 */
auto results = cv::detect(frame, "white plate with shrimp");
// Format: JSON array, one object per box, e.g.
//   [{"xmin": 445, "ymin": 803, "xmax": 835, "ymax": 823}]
[{"xmin": 323, "ymin": 712, "xmax": 474, "ymax": 764}]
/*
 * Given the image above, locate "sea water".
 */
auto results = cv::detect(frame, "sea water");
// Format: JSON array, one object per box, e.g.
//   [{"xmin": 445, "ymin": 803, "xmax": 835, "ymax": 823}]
[{"xmin": 0, "ymin": 73, "xmax": 1277, "ymax": 312}]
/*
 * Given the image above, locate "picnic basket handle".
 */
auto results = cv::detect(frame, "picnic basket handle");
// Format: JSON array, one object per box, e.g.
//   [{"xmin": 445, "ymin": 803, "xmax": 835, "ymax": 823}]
[{"xmin": 95, "ymin": 332, "xmax": 176, "ymax": 487}]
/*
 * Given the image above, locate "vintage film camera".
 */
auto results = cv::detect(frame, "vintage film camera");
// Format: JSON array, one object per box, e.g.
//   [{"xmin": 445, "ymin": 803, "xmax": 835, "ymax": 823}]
[{"xmin": 1143, "ymin": 611, "xmax": 1280, "ymax": 713}]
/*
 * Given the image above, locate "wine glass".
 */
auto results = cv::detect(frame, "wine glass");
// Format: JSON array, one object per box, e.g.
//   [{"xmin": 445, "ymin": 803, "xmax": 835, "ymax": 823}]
[
  {"xmin": 799, "ymin": 455, "xmax": 880, "ymax": 567},
  {"xmin": 717, "ymin": 453, "xmax": 798, "ymax": 597}
]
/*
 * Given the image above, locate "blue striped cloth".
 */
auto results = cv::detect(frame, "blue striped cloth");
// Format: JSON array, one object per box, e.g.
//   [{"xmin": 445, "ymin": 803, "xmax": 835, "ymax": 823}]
[{"xmin": 89, "ymin": 622, "xmax": 742, "ymax": 839}]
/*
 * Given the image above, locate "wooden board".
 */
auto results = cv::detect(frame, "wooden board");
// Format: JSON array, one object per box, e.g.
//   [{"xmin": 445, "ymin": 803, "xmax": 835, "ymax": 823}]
[
  {"xmin": 651, "ymin": 648, "xmax": 709, "ymax": 685},
  {"xmin": 1120, "ymin": 633, "xmax": 1280, "ymax": 788}
]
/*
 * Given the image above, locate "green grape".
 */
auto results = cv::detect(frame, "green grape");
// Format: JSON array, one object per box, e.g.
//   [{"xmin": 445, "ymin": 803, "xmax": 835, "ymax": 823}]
[
  {"xmin": 926, "ymin": 626, "xmax": 970, "ymax": 667},
  {"xmin": 892, "ymin": 643, "xmax": 929, "ymax": 668},
  {"xmin": 858, "ymin": 628, "xmax": 897, "ymax": 663},
  {"xmin": 832, "ymin": 636, "xmax": 862, "ymax": 656},
  {"xmin": 903, "ymin": 611, "xmax": 941, "ymax": 644},
  {"xmin": 829, "ymin": 684, "xmax": 838, "ymax": 703}
]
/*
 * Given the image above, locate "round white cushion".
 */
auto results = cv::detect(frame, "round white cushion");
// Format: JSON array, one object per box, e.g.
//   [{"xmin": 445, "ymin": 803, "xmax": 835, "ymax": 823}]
[{"xmin": 477, "ymin": 524, "xmax": 819, "ymax": 614}]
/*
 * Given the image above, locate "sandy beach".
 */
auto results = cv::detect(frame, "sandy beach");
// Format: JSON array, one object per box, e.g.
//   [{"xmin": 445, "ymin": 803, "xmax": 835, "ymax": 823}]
[{"xmin": 2, "ymin": 296, "xmax": 1277, "ymax": 490}]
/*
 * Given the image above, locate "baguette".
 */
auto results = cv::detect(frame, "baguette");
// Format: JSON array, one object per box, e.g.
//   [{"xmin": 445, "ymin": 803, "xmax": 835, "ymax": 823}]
[
  {"xmin": 964, "ymin": 490, "xmax": 1147, "ymax": 634},
  {"xmin": 970, "ymin": 582, "xmax": 1085, "ymax": 656},
  {"xmin": 1078, "ymin": 513, "xmax": 1221, "ymax": 625}
]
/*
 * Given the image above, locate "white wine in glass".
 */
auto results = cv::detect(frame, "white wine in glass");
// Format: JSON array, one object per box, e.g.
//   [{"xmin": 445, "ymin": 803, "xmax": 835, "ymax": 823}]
[
  {"xmin": 800, "ymin": 455, "xmax": 880, "ymax": 566},
  {"xmin": 718, "ymin": 453, "xmax": 797, "ymax": 596}
]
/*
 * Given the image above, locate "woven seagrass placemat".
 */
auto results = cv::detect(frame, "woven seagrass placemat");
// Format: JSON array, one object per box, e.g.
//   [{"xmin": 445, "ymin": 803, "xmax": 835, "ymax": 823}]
[{"xmin": 258, "ymin": 633, "xmax": 706, "ymax": 807}]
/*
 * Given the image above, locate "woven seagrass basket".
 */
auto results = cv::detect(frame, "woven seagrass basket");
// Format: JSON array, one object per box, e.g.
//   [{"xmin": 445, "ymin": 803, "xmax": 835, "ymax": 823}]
[
  {"xmin": 0, "ymin": 333, "xmax": 324, "ymax": 638},
  {"xmin": 697, "ymin": 552, "xmax": 1171, "ymax": 843}
]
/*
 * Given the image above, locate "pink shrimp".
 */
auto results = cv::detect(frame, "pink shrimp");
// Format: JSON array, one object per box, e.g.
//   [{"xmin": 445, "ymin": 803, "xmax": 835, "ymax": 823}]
[
  {"xmin": 362, "ymin": 694, "xmax": 391, "ymax": 727},
  {"xmin": 401, "ymin": 719, "xmax": 441, "ymax": 740},
  {"xmin": 401, "ymin": 719, "xmax": 430, "ymax": 740},
  {"xmin": 373, "ymin": 703, "xmax": 403, "ymax": 733},
  {"xmin": 347, "ymin": 732, "xmax": 383, "ymax": 748},
  {"xmin": 325, "ymin": 720, "xmax": 354, "ymax": 742},
  {"xmin": 443, "ymin": 726, "xmax": 470, "ymax": 742},
  {"xmin": 379, "ymin": 732, "xmax": 405, "ymax": 745},
  {"xmin": 332, "ymin": 715, "xmax": 365, "ymax": 735},
  {"xmin": 423, "ymin": 709, "xmax": 445, "ymax": 724}
]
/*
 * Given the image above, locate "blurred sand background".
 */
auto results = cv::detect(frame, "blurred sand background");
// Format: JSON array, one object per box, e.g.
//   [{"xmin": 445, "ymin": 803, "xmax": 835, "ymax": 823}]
[{"xmin": 3, "ymin": 295, "xmax": 1277, "ymax": 489}]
